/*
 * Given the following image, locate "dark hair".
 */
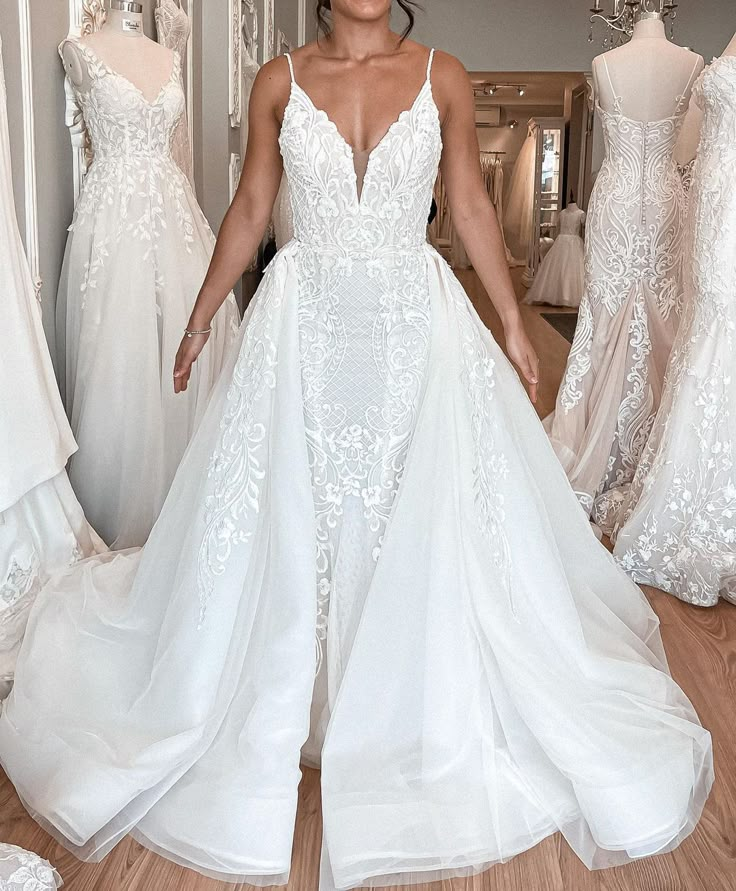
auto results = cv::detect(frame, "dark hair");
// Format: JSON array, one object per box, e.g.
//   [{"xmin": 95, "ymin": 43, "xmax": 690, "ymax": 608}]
[{"xmin": 315, "ymin": 1, "xmax": 422, "ymax": 40}]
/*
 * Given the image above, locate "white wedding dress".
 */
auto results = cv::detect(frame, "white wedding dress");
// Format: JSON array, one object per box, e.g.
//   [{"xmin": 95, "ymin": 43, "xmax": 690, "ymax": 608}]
[
  {"xmin": 614, "ymin": 56, "xmax": 736, "ymax": 606},
  {"xmin": 0, "ymin": 49, "xmax": 712, "ymax": 889},
  {"xmin": 0, "ymin": 844, "xmax": 62, "ymax": 891},
  {"xmin": 57, "ymin": 39, "xmax": 239, "ymax": 549},
  {"xmin": 524, "ymin": 204, "xmax": 586, "ymax": 307},
  {"xmin": 0, "ymin": 34, "xmax": 103, "ymax": 696},
  {"xmin": 545, "ymin": 58, "xmax": 702, "ymax": 534},
  {"xmin": 155, "ymin": 0, "xmax": 195, "ymax": 190}
]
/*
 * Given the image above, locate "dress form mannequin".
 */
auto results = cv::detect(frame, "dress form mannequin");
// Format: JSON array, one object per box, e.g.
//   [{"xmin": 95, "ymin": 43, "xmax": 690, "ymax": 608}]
[
  {"xmin": 676, "ymin": 30, "xmax": 736, "ymax": 164},
  {"xmin": 592, "ymin": 14, "xmax": 703, "ymax": 121},
  {"xmin": 62, "ymin": 1, "xmax": 174, "ymax": 99}
]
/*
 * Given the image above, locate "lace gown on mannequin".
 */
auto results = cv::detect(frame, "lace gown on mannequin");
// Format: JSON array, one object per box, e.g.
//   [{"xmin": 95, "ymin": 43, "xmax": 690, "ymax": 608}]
[
  {"xmin": 524, "ymin": 204, "xmax": 586, "ymax": 307},
  {"xmin": 57, "ymin": 39, "xmax": 239, "ymax": 549},
  {"xmin": 155, "ymin": 0, "xmax": 195, "ymax": 190},
  {"xmin": 0, "ymin": 34, "xmax": 103, "ymax": 696},
  {"xmin": 614, "ymin": 56, "xmax": 736, "ymax": 606},
  {"xmin": 545, "ymin": 58, "xmax": 702, "ymax": 534},
  {"xmin": 0, "ymin": 49, "xmax": 712, "ymax": 889}
]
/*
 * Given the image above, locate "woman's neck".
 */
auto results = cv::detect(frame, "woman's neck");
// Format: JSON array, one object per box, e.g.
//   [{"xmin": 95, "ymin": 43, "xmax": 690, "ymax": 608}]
[
  {"xmin": 325, "ymin": 13, "xmax": 397, "ymax": 60},
  {"xmin": 630, "ymin": 17, "xmax": 666, "ymax": 41},
  {"xmin": 104, "ymin": 8, "xmax": 144, "ymax": 37}
]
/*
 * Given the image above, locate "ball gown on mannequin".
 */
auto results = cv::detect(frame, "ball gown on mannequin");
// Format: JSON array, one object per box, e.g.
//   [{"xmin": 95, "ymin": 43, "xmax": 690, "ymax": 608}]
[
  {"xmin": 0, "ymin": 49, "xmax": 712, "ymax": 890},
  {"xmin": 614, "ymin": 52, "xmax": 736, "ymax": 606},
  {"xmin": 545, "ymin": 44, "xmax": 703, "ymax": 535},
  {"xmin": 57, "ymin": 36, "xmax": 239, "ymax": 550},
  {"xmin": 155, "ymin": 0, "xmax": 195, "ymax": 190},
  {"xmin": 524, "ymin": 203, "xmax": 586, "ymax": 307},
  {"xmin": 0, "ymin": 34, "xmax": 103, "ymax": 696}
]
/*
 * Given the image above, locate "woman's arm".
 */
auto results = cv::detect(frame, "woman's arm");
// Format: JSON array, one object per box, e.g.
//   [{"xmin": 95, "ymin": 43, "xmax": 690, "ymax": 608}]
[
  {"xmin": 174, "ymin": 59, "xmax": 288, "ymax": 393},
  {"xmin": 434, "ymin": 53, "xmax": 540, "ymax": 403}
]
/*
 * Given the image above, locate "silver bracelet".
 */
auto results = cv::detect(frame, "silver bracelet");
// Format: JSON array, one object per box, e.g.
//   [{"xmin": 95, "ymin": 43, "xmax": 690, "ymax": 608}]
[{"xmin": 184, "ymin": 326, "xmax": 212, "ymax": 338}]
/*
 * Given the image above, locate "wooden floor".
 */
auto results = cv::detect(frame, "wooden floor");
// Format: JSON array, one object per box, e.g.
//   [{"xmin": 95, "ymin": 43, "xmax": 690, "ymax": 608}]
[{"xmin": 2, "ymin": 271, "xmax": 735, "ymax": 891}]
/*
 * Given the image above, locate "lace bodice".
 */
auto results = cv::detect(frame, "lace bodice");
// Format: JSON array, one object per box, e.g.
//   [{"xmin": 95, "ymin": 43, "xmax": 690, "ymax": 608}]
[
  {"xmin": 278, "ymin": 50, "xmax": 442, "ymax": 254},
  {"xmin": 558, "ymin": 206, "xmax": 585, "ymax": 237},
  {"xmin": 694, "ymin": 55, "xmax": 736, "ymax": 165},
  {"xmin": 66, "ymin": 40, "xmax": 184, "ymax": 163},
  {"xmin": 155, "ymin": 0, "xmax": 191, "ymax": 55}
]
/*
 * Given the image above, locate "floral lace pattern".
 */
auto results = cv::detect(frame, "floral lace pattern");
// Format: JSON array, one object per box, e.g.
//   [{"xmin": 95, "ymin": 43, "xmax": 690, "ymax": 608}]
[
  {"xmin": 155, "ymin": 0, "xmax": 195, "ymax": 189},
  {"xmin": 280, "ymin": 52, "xmax": 442, "ymax": 663},
  {"xmin": 550, "ymin": 59, "xmax": 701, "ymax": 530},
  {"xmin": 614, "ymin": 56, "xmax": 736, "ymax": 605},
  {"xmin": 0, "ymin": 844, "xmax": 61, "ymax": 891}
]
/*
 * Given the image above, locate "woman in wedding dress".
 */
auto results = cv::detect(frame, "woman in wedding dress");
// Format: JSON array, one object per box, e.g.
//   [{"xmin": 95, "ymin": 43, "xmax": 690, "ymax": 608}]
[
  {"xmin": 0, "ymin": 2, "xmax": 712, "ymax": 888},
  {"xmin": 0, "ymin": 34, "xmax": 103, "ymax": 698},
  {"xmin": 614, "ymin": 46, "xmax": 736, "ymax": 607},
  {"xmin": 58, "ymin": 11, "xmax": 239, "ymax": 550}
]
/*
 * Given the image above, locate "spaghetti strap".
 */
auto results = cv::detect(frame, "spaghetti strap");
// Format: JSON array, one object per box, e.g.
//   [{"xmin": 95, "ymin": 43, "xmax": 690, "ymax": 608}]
[
  {"xmin": 675, "ymin": 55, "xmax": 703, "ymax": 112},
  {"xmin": 426, "ymin": 47, "xmax": 435, "ymax": 81},
  {"xmin": 600, "ymin": 55, "xmax": 618, "ymax": 102},
  {"xmin": 285, "ymin": 52, "xmax": 296, "ymax": 84}
]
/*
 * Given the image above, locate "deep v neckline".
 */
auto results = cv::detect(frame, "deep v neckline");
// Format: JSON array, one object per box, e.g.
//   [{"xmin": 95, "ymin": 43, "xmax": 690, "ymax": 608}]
[
  {"xmin": 285, "ymin": 49, "xmax": 436, "ymax": 206},
  {"xmin": 75, "ymin": 40, "xmax": 179, "ymax": 107}
]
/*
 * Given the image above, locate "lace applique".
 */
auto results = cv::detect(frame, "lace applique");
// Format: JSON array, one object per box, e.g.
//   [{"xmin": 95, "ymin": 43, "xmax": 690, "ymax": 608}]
[
  {"xmin": 197, "ymin": 263, "xmax": 282, "ymax": 627},
  {"xmin": 1, "ymin": 554, "xmax": 39, "ymax": 609},
  {"xmin": 0, "ymin": 844, "xmax": 61, "ymax": 891},
  {"xmin": 614, "ymin": 56, "xmax": 736, "ymax": 605}
]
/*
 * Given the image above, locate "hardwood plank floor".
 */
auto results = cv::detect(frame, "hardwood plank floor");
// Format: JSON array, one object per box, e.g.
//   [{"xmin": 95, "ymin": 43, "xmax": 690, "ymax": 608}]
[{"xmin": 2, "ymin": 271, "xmax": 734, "ymax": 891}]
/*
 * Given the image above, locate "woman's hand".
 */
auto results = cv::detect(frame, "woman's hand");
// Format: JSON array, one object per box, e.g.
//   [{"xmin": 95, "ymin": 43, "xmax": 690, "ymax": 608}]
[
  {"xmin": 173, "ymin": 331, "xmax": 211, "ymax": 394},
  {"xmin": 504, "ymin": 320, "xmax": 540, "ymax": 404}
]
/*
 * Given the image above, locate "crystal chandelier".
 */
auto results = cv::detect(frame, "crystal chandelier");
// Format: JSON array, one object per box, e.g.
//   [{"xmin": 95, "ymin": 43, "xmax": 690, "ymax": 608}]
[{"xmin": 588, "ymin": 0, "xmax": 679, "ymax": 48}]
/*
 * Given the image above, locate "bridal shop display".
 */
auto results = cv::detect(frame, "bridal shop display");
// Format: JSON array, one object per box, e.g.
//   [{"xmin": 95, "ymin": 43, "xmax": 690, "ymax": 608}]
[
  {"xmin": 0, "ymin": 33, "xmax": 103, "ymax": 698},
  {"xmin": 523, "ymin": 200, "xmax": 585, "ymax": 307},
  {"xmin": 0, "ymin": 37, "xmax": 714, "ymax": 891},
  {"xmin": 58, "ymin": 0, "xmax": 239, "ymax": 549},
  {"xmin": 545, "ymin": 13, "xmax": 704, "ymax": 535},
  {"xmin": 614, "ymin": 33, "xmax": 736, "ymax": 607}
]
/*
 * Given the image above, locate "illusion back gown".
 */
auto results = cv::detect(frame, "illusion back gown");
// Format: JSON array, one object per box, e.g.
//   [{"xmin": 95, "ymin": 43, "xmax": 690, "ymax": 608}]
[
  {"xmin": 614, "ymin": 56, "xmax": 736, "ymax": 606},
  {"xmin": 0, "ymin": 49, "xmax": 712, "ymax": 889},
  {"xmin": 545, "ymin": 57, "xmax": 702, "ymax": 533}
]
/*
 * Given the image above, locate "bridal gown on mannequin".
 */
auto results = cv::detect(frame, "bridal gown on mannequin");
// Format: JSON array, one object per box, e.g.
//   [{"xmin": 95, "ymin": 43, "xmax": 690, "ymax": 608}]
[
  {"xmin": 57, "ymin": 37, "xmax": 239, "ymax": 549},
  {"xmin": 155, "ymin": 0, "xmax": 195, "ymax": 190},
  {"xmin": 614, "ymin": 54, "xmax": 736, "ymax": 606},
  {"xmin": 545, "ymin": 54, "xmax": 703, "ymax": 534},
  {"xmin": 0, "ymin": 34, "xmax": 103, "ymax": 696},
  {"xmin": 524, "ymin": 203, "xmax": 586, "ymax": 307},
  {"xmin": 0, "ymin": 49, "xmax": 712, "ymax": 889}
]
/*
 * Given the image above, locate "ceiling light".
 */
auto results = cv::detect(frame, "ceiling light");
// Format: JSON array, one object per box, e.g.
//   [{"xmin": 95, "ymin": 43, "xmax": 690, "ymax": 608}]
[
  {"xmin": 486, "ymin": 85, "xmax": 497, "ymax": 95},
  {"xmin": 517, "ymin": 86, "xmax": 525, "ymax": 96},
  {"xmin": 509, "ymin": 119, "xmax": 518, "ymax": 129}
]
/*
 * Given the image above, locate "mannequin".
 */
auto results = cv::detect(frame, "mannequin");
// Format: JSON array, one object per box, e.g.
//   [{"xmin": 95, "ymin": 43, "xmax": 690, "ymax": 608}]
[
  {"xmin": 592, "ymin": 13, "xmax": 703, "ymax": 121},
  {"xmin": 546, "ymin": 11, "xmax": 704, "ymax": 533},
  {"xmin": 62, "ymin": 1, "xmax": 174, "ymax": 100},
  {"xmin": 676, "ymin": 30, "xmax": 736, "ymax": 165}
]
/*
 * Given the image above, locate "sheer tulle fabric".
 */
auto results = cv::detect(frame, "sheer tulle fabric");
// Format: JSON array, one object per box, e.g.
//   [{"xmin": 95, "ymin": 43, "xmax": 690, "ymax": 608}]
[
  {"xmin": 0, "ymin": 248, "xmax": 713, "ymax": 888},
  {"xmin": 57, "ymin": 40, "xmax": 239, "ymax": 549},
  {"xmin": 0, "ymin": 49, "xmax": 712, "ymax": 890}
]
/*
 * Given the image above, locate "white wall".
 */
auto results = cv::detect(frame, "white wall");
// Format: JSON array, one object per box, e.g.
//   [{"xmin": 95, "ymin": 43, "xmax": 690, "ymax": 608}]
[{"xmin": 412, "ymin": 0, "xmax": 734, "ymax": 71}]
